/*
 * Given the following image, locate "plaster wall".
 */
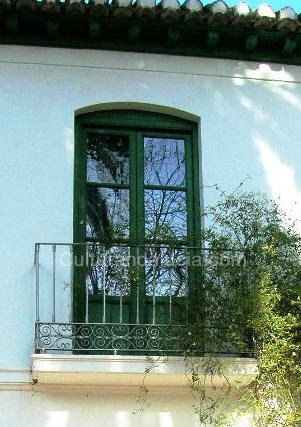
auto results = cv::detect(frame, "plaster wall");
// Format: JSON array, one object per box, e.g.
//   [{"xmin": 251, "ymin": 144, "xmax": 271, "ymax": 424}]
[{"xmin": 0, "ymin": 48, "xmax": 300, "ymax": 423}]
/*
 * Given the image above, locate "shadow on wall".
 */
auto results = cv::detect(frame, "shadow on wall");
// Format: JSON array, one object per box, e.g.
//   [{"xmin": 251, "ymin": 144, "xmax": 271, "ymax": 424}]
[
  {"xmin": 2, "ymin": 389, "xmax": 253, "ymax": 427},
  {"xmin": 203, "ymin": 60, "xmax": 301, "ymax": 232}
]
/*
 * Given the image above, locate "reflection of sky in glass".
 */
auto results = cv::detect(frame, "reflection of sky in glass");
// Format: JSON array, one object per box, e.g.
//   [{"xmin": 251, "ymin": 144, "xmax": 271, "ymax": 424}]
[
  {"xmin": 86, "ymin": 187, "xmax": 129, "ymax": 239},
  {"xmin": 145, "ymin": 189, "xmax": 187, "ymax": 240},
  {"xmin": 87, "ymin": 134, "xmax": 129, "ymax": 184},
  {"xmin": 144, "ymin": 137, "xmax": 185, "ymax": 186}
]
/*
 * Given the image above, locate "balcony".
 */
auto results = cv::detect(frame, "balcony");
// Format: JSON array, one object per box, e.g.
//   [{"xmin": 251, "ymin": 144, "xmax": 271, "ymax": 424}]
[{"xmin": 34, "ymin": 243, "xmax": 254, "ymax": 357}]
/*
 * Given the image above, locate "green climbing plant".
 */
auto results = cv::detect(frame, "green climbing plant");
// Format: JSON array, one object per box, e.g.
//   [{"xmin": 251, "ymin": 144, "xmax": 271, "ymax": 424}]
[{"xmin": 137, "ymin": 190, "xmax": 301, "ymax": 426}]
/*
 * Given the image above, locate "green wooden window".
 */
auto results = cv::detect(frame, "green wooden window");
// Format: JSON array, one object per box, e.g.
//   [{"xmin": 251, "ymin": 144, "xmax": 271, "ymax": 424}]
[{"xmin": 74, "ymin": 109, "xmax": 201, "ymax": 326}]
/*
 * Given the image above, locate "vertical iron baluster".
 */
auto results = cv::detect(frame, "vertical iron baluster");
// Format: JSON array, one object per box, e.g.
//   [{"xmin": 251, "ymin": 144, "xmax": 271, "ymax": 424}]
[
  {"xmin": 136, "ymin": 246, "xmax": 140, "ymax": 324},
  {"xmin": 152, "ymin": 247, "xmax": 158, "ymax": 325},
  {"xmin": 217, "ymin": 249, "xmax": 221, "ymax": 297},
  {"xmin": 85, "ymin": 244, "xmax": 89, "ymax": 323},
  {"xmin": 102, "ymin": 248, "xmax": 107, "ymax": 323},
  {"xmin": 35, "ymin": 244, "xmax": 40, "ymax": 322},
  {"xmin": 119, "ymin": 294, "xmax": 123, "ymax": 324},
  {"xmin": 69, "ymin": 244, "xmax": 73, "ymax": 323},
  {"xmin": 185, "ymin": 247, "xmax": 189, "ymax": 324},
  {"xmin": 52, "ymin": 244, "xmax": 56, "ymax": 322},
  {"xmin": 245, "ymin": 250, "xmax": 254, "ymax": 353},
  {"xmin": 168, "ymin": 248, "xmax": 173, "ymax": 324},
  {"xmin": 119, "ymin": 247, "xmax": 123, "ymax": 324}
]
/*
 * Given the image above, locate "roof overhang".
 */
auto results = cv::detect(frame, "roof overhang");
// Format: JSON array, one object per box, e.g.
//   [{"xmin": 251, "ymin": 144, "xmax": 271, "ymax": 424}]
[{"xmin": 1, "ymin": 1, "xmax": 301, "ymax": 65}]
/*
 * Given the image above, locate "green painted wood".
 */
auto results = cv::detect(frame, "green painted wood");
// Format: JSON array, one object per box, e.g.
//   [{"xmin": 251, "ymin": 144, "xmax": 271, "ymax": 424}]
[
  {"xmin": 1, "ymin": 9, "xmax": 301, "ymax": 66},
  {"xmin": 128, "ymin": 23, "xmax": 141, "ymax": 42},
  {"xmin": 207, "ymin": 31, "xmax": 219, "ymax": 48},
  {"xmin": 47, "ymin": 20, "xmax": 59, "ymax": 38},
  {"xmin": 74, "ymin": 109, "xmax": 201, "ymax": 332},
  {"xmin": 89, "ymin": 21, "xmax": 101, "ymax": 39},
  {"xmin": 191, "ymin": 126, "xmax": 202, "ymax": 247},
  {"xmin": 244, "ymin": 34, "xmax": 258, "ymax": 52},
  {"xmin": 80, "ymin": 110, "xmax": 196, "ymax": 132},
  {"xmin": 184, "ymin": 134, "xmax": 193, "ymax": 248},
  {"xmin": 190, "ymin": 126, "xmax": 203, "ymax": 326},
  {"xmin": 184, "ymin": 133, "xmax": 198, "ymax": 324},
  {"xmin": 168, "ymin": 27, "xmax": 180, "ymax": 46},
  {"xmin": 73, "ymin": 122, "xmax": 88, "ymax": 323},
  {"xmin": 135, "ymin": 131, "xmax": 146, "ymax": 323},
  {"xmin": 144, "ymin": 184, "xmax": 186, "ymax": 192},
  {"xmin": 86, "ymin": 182, "xmax": 130, "ymax": 190},
  {"xmin": 6, "ymin": 16, "xmax": 18, "ymax": 35},
  {"xmin": 282, "ymin": 37, "xmax": 297, "ymax": 55}
]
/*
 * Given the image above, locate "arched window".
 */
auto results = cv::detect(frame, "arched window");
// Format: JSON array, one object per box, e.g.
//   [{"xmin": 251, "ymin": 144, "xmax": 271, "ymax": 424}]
[{"xmin": 73, "ymin": 107, "xmax": 201, "ymax": 352}]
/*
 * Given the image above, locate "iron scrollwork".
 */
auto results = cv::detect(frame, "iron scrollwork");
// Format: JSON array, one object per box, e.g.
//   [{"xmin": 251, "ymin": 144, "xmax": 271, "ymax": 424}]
[{"xmin": 35, "ymin": 322, "xmax": 187, "ymax": 354}]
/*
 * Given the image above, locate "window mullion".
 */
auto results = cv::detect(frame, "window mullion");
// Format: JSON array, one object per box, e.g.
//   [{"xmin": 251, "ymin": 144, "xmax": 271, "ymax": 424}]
[
  {"xmin": 136, "ymin": 130, "xmax": 145, "ymax": 247},
  {"xmin": 191, "ymin": 127, "xmax": 202, "ymax": 247},
  {"xmin": 144, "ymin": 184, "xmax": 186, "ymax": 192},
  {"xmin": 73, "ymin": 125, "xmax": 88, "ymax": 323},
  {"xmin": 129, "ymin": 130, "xmax": 143, "ymax": 324},
  {"xmin": 184, "ymin": 134, "xmax": 195, "ymax": 248},
  {"xmin": 133, "ymin": 130, "xmax": 146, "ymax": 324},
  {"xmin": 184, "ymin": 134, "xmax": 199, "ymax": 324},
  {"xmin": 86, "ymin": 182, "xmax": 130, "ymax": 190}
]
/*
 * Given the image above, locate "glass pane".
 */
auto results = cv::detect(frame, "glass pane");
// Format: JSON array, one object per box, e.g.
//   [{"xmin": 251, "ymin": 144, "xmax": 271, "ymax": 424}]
[
  {"xmin": 144, "ymin": 137, "xmax": 185, "ymax": 186},
  {"xmin": 86, "ymin": 186, "xmax": 129, "ymax": 239},
  {"xmin": 145, "ymin": 246, "xmax": 187, "ymax": 297},
  {"xmin": 87, "ymin": 134, "xmax": 129, "ymax": 184},
  {"xmin": 144, "ymin": 189, "xmax": 187, "ymax": 240},
  {"xmin": 86, "ymin": 245, "xmax": 131, "ymax": 296}
]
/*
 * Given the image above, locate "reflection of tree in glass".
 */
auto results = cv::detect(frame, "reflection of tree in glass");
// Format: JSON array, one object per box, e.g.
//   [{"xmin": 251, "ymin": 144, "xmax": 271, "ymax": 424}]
[
  {"xmin": 86, "ymin": 134, "xmax": 130, "ymax": 241},
  {"xmin": 87, "ymin": 134, "xmax": 129, "ymax": 184},
  {"xmin": 86, "ymin": 136, "xmax": 188, "ymax": 300},
  {"xmin": 144, "ymin": 138, "xmax": 186, "ymax": 241},
  {"xmin": 144, "ymin": 137, "xmax": 185, "ymax": 187},
  {"xmin": 86, "ymin": 187, "xmax": 129, "ymax": 240},
  {"xmin": 145, "ymin": 246, "xmax": 187, "ymax": 297},
  {"xmin": 145, "ymin": 190, "xmax": 187, "ymax": 240},
  {"xmin": 144, "ymin": 138, "xmax": 187, "ymax": 298},
  {"xmin": 87, "ymin": 245, "xmax": 131, "ymax": 296}
]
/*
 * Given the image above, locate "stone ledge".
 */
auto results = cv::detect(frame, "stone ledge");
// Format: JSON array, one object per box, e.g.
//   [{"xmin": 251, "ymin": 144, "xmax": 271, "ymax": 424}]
[{"xmin": 31, "ymin": 354, "xmax": 258, "ymax": 388}]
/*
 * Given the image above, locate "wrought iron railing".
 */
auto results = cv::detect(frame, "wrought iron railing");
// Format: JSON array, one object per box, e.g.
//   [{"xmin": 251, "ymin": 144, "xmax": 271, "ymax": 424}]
[{"xmin": 34, "ymin": 243, "xmax": 253, "ymax": 355}]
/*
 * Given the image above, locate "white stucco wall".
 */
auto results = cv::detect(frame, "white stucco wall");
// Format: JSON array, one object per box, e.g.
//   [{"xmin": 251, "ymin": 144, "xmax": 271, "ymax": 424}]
[
  {"xmin": 0, "ymin": 389, "xmax": 199, "ymax": 427},
  {"xmin": 0, "ymin": 388, "xmax": 254, "ymax": 427},
  {"xmin": 1, "ymin": 44, "xmax": 301, "ymax": 367},
  {"xmin": 1, "ymin": 44, "xmax": 301, "ymax": 425}
]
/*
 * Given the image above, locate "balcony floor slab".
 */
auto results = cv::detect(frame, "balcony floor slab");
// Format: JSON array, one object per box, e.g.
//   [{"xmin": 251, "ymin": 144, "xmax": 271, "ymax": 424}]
[{"xmin": 31, "ymin": 354, "xmax": 258, "ymax": 390}]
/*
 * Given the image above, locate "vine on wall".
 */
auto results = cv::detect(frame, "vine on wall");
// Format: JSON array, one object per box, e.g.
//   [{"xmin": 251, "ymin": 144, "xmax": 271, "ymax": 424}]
[{"xmin": 138, "ymin": 191, "xmax": 301, "ymax": 426}]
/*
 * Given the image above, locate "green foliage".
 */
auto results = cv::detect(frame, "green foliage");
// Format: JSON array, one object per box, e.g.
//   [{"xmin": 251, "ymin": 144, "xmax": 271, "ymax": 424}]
[
  {"xmin": 190, "ymin": 191, "xmax": 301, "ymax": 426},
  {"xmin": 141, "ymin": 191, "xmax": 301, "ymax": 426}
]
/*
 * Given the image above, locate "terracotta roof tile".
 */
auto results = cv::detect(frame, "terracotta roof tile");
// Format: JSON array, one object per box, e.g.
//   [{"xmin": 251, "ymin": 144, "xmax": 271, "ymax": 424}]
[
  {"xmin": 0, "ymin": 1, "xmax": 299, "ymax": 27},
  {"xmin": 2, "ymin": 1, "xmax": 301, "ymax": 64}
]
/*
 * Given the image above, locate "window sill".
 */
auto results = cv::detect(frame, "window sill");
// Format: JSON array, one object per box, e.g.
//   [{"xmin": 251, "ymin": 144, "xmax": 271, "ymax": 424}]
[{"xmin": 31, "ymin": 354, "xmax": 258, "ymax": 390}]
